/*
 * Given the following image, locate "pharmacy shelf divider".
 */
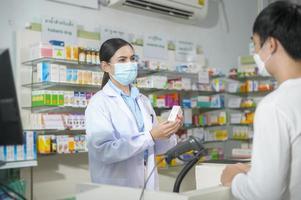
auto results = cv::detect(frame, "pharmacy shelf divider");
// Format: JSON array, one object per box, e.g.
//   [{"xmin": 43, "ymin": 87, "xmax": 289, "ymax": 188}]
[{"xmin": 0, "ymin": 160, "xmax": 38, "ymax": 170}]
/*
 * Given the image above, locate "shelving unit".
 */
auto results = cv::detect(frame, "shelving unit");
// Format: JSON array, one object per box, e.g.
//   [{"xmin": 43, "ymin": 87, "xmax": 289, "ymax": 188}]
[
  {"xmin": 0, "ymin": 160, "xmax": 38, "ymax": 170},
  {"xmin": 22, "ymin": 106, "xmax": 86, "ymax": 113}
]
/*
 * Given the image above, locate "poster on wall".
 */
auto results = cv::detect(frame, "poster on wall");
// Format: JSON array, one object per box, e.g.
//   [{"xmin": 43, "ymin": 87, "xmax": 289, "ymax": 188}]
[
  {"xmin": 176, "ymin": 40, "xmax": 197, "ymax": 62},
  {"xmin": 41, "ymin": 16, "xmax": 77, "ymax": 44},
  {"xmin": 100, "ymin": 26, "xmax": 130, "ymax": 42},
  {"xmin": 143, "ymin": 35, "xmax": 168, "ymax": 60}
]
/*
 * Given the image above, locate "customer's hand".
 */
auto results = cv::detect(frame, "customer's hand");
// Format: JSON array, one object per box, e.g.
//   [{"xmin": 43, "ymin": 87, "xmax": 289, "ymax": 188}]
[
  {"xmin": 220, "ymin": 163, "xmax": 250, "ymax": 187},
  {"xmin": 150, "ymin": 119, "xmax": 182, "ymax": 140}
]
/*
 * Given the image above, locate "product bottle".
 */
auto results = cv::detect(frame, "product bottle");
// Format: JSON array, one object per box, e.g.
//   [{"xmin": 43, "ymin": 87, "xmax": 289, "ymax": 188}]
[
  {"xmin": 91, "ymin": 49, "xmax": 96, "ymax": 65},
  {"xmin": 78, "ymin": 47, "xmax": 86, "ymax": 64},
  {"xmin": 51, "ymin": 135, "xmax": 57, "ymax": 153},
  {"xmin": 96, "ymin": 51, "xmax": 100, "ymax": 65},
  {"xmin": 86, "ymin": 48, "xmax": 92, "ymax": 64}
]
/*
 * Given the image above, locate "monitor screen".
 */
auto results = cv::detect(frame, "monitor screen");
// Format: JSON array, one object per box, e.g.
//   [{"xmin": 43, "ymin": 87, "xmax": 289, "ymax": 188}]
[{"xmin": 0, "ymin": 49, "xmax": 23, "ymax": 145}]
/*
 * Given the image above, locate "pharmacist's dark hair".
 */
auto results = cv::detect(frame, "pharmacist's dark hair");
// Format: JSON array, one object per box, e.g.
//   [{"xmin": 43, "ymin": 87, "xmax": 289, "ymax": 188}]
[
  {"xmin": 253, "ymin": 0, "xmax": 301, "ymax": 60},
  {"xmin": 99, "ymin": 38, "xmax": 133, "ymax": 89}
]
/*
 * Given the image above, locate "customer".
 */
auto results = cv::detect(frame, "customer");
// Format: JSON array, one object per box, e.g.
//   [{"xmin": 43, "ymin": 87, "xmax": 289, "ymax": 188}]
[{"xmin": 221, "ymin": 1, "xmax": 301, "ymax": 199}]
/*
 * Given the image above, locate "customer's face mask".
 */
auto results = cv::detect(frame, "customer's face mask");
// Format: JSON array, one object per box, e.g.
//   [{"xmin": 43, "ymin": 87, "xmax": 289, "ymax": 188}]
[
  {"xmin": 111, "ymin": 62, "xmax": 138, "ymax": 86},
  {"xmin": 253, "ymin": 42, "xmax": 273, "ymax": 76}
]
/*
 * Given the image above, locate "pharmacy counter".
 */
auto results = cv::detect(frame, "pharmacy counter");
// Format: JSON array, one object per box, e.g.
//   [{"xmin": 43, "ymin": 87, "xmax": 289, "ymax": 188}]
[{"xmin": 76, "ymin": 183, "xmax": 233, "ymax": 200}]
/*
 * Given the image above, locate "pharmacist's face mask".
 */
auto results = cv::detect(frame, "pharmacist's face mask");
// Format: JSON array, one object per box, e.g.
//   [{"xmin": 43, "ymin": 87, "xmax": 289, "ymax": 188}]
[
  {"xmin": 253, "ymin": 42, "xmax": 273, "ymax": 77},
  {"xmin": 110, "ymin": 62, "xmax": 138, "ymax": 86}
]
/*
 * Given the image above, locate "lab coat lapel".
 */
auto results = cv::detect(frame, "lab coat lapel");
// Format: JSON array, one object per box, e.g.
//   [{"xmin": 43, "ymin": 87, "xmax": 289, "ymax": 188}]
[
  {"xmin": 137, "ymin": 95, "xmax": 152, "ymax": 131},
  {"xmin": 102, "ymin": 83, "xmax": 138, "ymax": 131}
]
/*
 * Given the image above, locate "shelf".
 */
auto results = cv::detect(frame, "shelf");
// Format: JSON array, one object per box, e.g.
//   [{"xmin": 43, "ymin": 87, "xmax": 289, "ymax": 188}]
[
  {"xmin": 229, "ymin": 107, "xmax": 256, "ymax": 111},
  {"xmin": 139, "ymin": 87, "xmax": 224, "ymax": 95},
  {"xmin": 203, "ymin": 158, "xmax": 250, "ymax": 164},
  {"xmin": 38, "ymin": 151, "xmax": 88, "ymax": 156},
  {"xmin": 0, "ymin": 160, "xmax": 37, "ymax": 170},
  {"xmin": 137, "ymin": 68, "xmax": 225, "ymax": 80},
  {"xmin": 230, "ymin": 123, "xmax": 253, "ymax": 126},
  {"xmin": 229, "ymin": 76, "xmax": 274, "ymax": 81},
  {"xmin": 22, "ymin": 82, "xmax": 100, "ymax": 92},
  {"xmin": 22, "ymin": 106, "xmax": 86, "ymax": 113},
  {"xmin": 22, "ymin": 57, "xmax": 100, "ymax": 71},
  {"xmin": 182, "ymin": 124, "xmax": 227, "ymax": 129},
  {"xmin": 230, "ymin": 138, "xmax": 253, "ymax": 142},
  {"xmin": 203, "ymin": 140, "xmax": 228, "ymax": 143},
  {"xmin": 154, "ymin": 107, "xmax": 224, "ymax": 111},
  {"xmin": 24, "ymin": 129, "xmax": 86, "ymax": 134},
  {"xmin": 228, "ymin": 91, "xmax": 272, "ymax": 97}
]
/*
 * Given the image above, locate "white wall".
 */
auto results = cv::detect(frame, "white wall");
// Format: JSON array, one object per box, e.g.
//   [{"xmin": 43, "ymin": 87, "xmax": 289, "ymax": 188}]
[
  {"xmin": 1, "ymin": 0, "xmax": 257, "ymax": 72},
  {"xmin": 0, "ymin": 0, "xmax": 258, "ymax": 199}
]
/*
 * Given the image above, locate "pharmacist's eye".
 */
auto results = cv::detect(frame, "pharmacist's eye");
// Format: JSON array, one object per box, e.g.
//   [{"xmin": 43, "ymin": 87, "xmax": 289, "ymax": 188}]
[
  {"xmin": 118, "ymin": 58, "xmax": 127, "ymax": 62},
  {"xmin": 131, "ymin": 55, "xmax": 138, "ymax": 62}
]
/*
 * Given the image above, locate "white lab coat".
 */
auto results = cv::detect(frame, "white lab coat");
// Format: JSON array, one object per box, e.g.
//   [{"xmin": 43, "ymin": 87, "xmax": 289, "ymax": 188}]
[
  {"xmin": 85, "ymin": 82, "xmax": 177, "ymax": 190},
  {"xmin": 231, "ymin": 78, "xmax": 301, "ymax": 200}
]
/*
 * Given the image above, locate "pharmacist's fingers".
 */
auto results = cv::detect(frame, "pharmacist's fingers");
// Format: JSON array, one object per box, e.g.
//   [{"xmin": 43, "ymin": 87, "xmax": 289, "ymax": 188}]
[
  {"xmin": 161, "ymin": 121, "xmax": 178, "ymax": 130},
  {"xmin": 165, "ymin": 121, "xmax": 182, "ymax": 134}
]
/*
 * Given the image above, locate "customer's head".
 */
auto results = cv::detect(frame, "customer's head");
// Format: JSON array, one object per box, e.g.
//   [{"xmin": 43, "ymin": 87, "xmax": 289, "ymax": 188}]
[
  {"xmin": 99, "ymin": 38, "xmax": 136, "ymax": 89},
  {"xmin": 252, "ymin": 1, "xmax": 301, "ymax": 76}
]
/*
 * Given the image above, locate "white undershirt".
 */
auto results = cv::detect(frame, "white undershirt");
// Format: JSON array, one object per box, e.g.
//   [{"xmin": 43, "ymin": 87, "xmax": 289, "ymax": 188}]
[{"xmin": 232, "ymin": 78, "xmax": 301, "ymax": 200}]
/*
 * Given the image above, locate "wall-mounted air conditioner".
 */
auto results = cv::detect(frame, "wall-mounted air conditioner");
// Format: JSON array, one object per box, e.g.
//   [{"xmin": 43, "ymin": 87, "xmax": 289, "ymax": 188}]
[{"xmin": 105, "ymin": 0, "xmax": 209, "ymax": 25}]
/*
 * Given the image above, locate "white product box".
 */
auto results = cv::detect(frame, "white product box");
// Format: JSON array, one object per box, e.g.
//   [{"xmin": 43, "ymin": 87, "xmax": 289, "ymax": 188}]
[
  {"xmin": 198, "ymin": 96, "xmax": 211, "ymax": 102},
  {"xmin": 25, "ymin": 131, "xmax": 37, "ymax": 160},
  {"xmin": 168, "ymin": 106, "xmax": 183, "ymax": 122},
  {"xmin": 77, "ymin": 70, "xmax": 84, "ymax": 84},
  {"xmin": 0, "ymin": 146, "xmax": 5, "ymax": 161},
  {"xmin": 56, "ymin": 136, "xmax": 63, "ymax": 154},
  {"xmin": 232, "ymin": 148, "xmax": 252, "ymax": 158},
  {"xmin": 59, "ymin": 65, "xmax": 67, "ymax": 83},
  {"xmin": 16, "ymin": 145, "xmax": 25, "ymax": 161},
  {"xmin": 228, "ymin": 98, "xmax": 242, "ymax": 108},
  {"xmin": 42, "ymin": 114, "xmax": 65, "ymax": 130},
  {"xmin": 156, "ymin": 98, "xmax": 166, "ymax": 108},
  {"xmin": 182, "ymin": 78, "xmax": 192, "ymax": 90},
  {"xmin": 80, "ymin": 115, "xmax": 85, "ymax": 129},
  {"xmin": 191, "ymin": 97, "xmax": 198, "ymax": 108},
  {"xmin": 63, "ymin": 136, "xmax": 70, "ymax": 154},
  {"xmin": 5, "ymin": 145, "xmax": 15, "ymax": 161},
  {"xmin": 230, "ymin": 113, "xmax": 243, "ymax": 124},
  {"xmin": 50, "ymin": 64, "xmax": 59, "ymax": 82},
  {"xmin": 183, "ymin": 108, "xmax": 192, "ymax": 125},
  {"xmin": 228, "ymin": 82, "xmax": 239, "ymax": 93}
]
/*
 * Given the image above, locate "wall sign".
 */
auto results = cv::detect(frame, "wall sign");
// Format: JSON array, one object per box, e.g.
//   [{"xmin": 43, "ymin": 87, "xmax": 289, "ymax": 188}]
[
  {"xmin": 143, "ymin": 35, "xmax": 168, "ymax": 60},
  {"xmin": 42, "ymin": 16, "xmax": 77, "ymax": 44}
]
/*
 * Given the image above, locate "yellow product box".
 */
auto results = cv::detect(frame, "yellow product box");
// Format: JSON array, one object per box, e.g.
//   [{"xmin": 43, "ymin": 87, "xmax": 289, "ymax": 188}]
[
  {"xmin": 214, "ymin": 130, "xmax": 228, "ymax": 141},
  {"xmin": 68, "ymin": 136, "xmax": 75, "ymax": 153},
  {"xmin": 38, "ymin": 135, "xmax": 52, "ymax": 154}
]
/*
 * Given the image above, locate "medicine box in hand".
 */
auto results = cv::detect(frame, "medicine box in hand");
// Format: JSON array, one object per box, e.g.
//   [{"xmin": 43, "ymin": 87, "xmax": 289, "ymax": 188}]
[{"xmin": 168, "ymin": 106, "xmax": 182, "ymax": 122}]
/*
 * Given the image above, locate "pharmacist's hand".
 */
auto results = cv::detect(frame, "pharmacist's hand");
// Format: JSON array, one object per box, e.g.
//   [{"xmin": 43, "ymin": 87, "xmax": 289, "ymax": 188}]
[{"xmin": 150, "ymin": 120, "xmax": 182, "ymax": 140}]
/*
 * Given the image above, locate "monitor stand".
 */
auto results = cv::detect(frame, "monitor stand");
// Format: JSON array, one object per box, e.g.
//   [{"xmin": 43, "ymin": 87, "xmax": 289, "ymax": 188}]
[{"xmin": 0, "ymin": 160, "xmax": 5, "ymax": 167}]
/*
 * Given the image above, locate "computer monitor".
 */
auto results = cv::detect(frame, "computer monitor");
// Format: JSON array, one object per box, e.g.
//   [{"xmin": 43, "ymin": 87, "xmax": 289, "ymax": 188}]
[{"xmin": 0, "ymin": 49, "xmax": 23, "ymax": 145}]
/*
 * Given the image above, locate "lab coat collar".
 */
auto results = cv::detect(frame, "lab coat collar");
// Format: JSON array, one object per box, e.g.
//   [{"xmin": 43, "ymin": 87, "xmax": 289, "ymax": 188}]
[{"xmin": 102, "ymin": 81, "xmax": 142, "ymax": 98}]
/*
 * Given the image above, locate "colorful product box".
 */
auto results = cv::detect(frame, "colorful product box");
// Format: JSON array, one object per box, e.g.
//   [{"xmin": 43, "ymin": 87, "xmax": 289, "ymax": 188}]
[
  {"xmin": 30, "ymin": 43, "xmax": 53, "ymax": 59},
  {"xmin": 37, "ymin": 62, "xmax": 50, "ymax": 82}
]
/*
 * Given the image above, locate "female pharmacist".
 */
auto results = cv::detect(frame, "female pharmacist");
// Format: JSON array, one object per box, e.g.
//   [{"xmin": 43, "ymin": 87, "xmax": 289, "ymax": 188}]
[
  {"xmin": 85, "ymin": 38, "xmax": 183, "ymax": 190},
  {"xmin": 221, "ymin": 1, "xmax": 301, "ymax": 199}
]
